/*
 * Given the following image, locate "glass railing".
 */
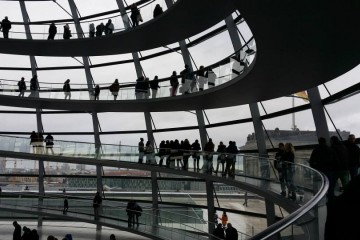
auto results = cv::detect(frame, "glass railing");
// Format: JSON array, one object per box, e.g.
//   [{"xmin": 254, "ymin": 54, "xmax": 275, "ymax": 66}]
[
  {"xmin": 0, "ymin": 134, "xmax": 327, "ymax": 239},
  {"xmin": 0, "ymin": 38, "xmax": 255, "ymax": 100},
  {"xmin": 5, "ymin": 0, "xmax": 173, "ymax": 40},
  {"xmin": 0, "ymin": 191, "xmax": 249, "ymax": 240}
]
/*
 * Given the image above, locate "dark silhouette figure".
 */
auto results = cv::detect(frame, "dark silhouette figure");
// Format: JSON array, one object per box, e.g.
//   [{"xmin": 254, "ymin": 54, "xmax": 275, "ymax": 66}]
[
  {"xmin": 63, "ymin": 24, "xmax": 71, "ymax": 39},
  {"xmin": 96, "ymin": 23, "xmax": 104, "ymax": 37},
  {"xmin": 170, "ymin": 71, "xmax": 179, "ymax": 96},
  {"xmin": 345, "ymin": 134, "xmax": 360, "ymax": 180},
  {"xmin": 225, "ymin": 223, "xmax": 238, "ymax": 240},
  {"xmin": 105, "ymin": 19, "xmax": 114, "ymax": 35},
  {"xmin": 17, "ymin": 77, "xmax": 26, "ymax": 97},
  {"xmin": 138, "ymin": 138, "xmax": 145, "ymax": 164},
  {"xmin": 89, "ymin": 23, "xmax": 95, "ymax": 37},
  {"xmin": 191, "ymin": 140, "xmax": 201, "ymax": 171},
  {"xmin": 63, "ymin": 79, "xmax": 71, "ymax": 100},
  {"xmin": 93, "ymin": 192, "xmax": 102, "ymax": 220},
  {"xmin": 213, "ymin": 223, "xmax": 225, "ymax": 239},
  {"xmin": 330, "ymin": 136, "xmax": 349, "ymax": 191},
  {"xmin": 0, "ymin": 16, "xmax": 11, "ymax": 39},
  {"xmin": 325, "ymin": 175, "xmax": 360, "ymax": 240},
  {"xmin": 274, "ymin": 143, "xmax": 286, "ymax": 196},
  {"xmin": 109, "ymin": 234, "xmax": 116, "ymax": 240},
  {"xmin": 44, "ymin": 133, "xmax": 54, "ymax": 155},
  {"xmin": 109, "ymin": 79, "xmax": 120, "ymax": 100},
  {"xmin": 153, "ymin": 4, "xmax": 163, "ymax": 18},
  {"xmin": 94, "ymin": 85, "xmax": 100, "ymax": 100},
  {"xmin": 22, "ymin": 226, "xmax": 31, "ymax": 240},
  {"xmin": 309, "ymin": 137, "xmax": 337, "ymax": 199},
  {"xmin": 13, "ymin": 221, "xmax": 21, "ymax": 240},
  {"xmin": 63, "ymin": 197, "xmax": 68, "ymax": 214},
  {"xmin": 48, "ymin": 23, "xmax": 57, "ymax": 40},
  {"xmin": 215, "ymin": 141, "xmax": 226, "ymax": 174},
  {"xmin": 130, "ymin": 4, "xmax": 141, "ymax": 27},
  {"xmin": 134, "ymin": 201, "xmax": 142, "ymax": 226},
  {"xmin": 126, "ymin": 200, "xmax": 135, "ymax": 227},
  {"xmin": 150, "ymin": 75, "xmax": 160, "ymax": 98},
  {"xmin": 158, "ymin": 140, "xmax": 166, "ymax": 167},
  {"xmin": 30, "ymin": 75, "xmax": 38, "ymax": 92}
]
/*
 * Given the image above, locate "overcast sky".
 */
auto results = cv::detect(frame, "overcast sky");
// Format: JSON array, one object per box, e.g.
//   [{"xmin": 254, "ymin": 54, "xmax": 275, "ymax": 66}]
[{"xmin": 0, "ymin": 0, "xmax": 359, "ymax": 149}]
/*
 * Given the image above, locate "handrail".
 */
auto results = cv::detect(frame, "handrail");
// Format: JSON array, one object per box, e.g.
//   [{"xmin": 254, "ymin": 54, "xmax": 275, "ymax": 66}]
[
  {"xmin": 0, "ymin": 191, "xmax": 232, "ymax": 240},
  {"xmin": 0, "ymin": 37, "xmax": 255, "ymax": 100},
  {"xmin": 0, "ymin": 136, "xmax": 327, "ymax": 239},
  {"xmin": 4, "ymin": 0, "xmax": 172, "ymax": 40}
]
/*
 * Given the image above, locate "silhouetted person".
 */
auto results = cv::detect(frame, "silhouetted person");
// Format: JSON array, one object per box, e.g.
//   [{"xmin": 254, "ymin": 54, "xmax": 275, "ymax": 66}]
[
  {"xmin": 48, "ymin": 23, "xmax": 57, "ymax": 40},
  {"xmin": 191, "ymin": 140, "xmax": 201, "ymax": 171},
  {"xmin": 331, "ymin": 135, "xmax": 349, "ymax": 191},
  {"xmin": 30, "ymin": 75, "xmax": 38, "ymax": 92},
  {"xmin": 63, "ymin": 79, "xmax": 71, "ymax": 99},
  {"xmin": 158, "ymin": 140, "xmax": 166, "ymax": 166},
  {"xmin": 275, "ymin": 143, "xmax": 286, "ymax": 196},
  {"xmin": 13, "ymin": 221, "xmax": 21, "ymax": 240},
  {"xmin": 309, "ymin": 137, "xmax": 337, "ymax": 199},
  {"xmin": 325, "ymin": 175, "xmax": 360, "ymax": 240},
  {"xmin": 130, "ymin": 4, "xmax": 141, "ymax": 27},
  {"xmin": 225, "ymin": 223, "xmax": 238, "ymax": 240},
  {"xmin": 17, "ymin": 77, "xmax": 26, "ymax": 97},
  {"xmin": 93, "ymin": 192, "xmax": 102, "ymax": 220},
  {"xmin": 96, "ymin": 23, "xmax": 104, "ymax": 37},
  {"xmin": 63, "ymin": 197, "xmax": 68, "ymax": 214},
  {"xmin": 0, "ymin": 16, "xmax": 11, "ymax": 39},
  {"xmin": 126, "ymin": 200, "xmax": 135, "ymax": 227},
  {"xmin": 197, "ymin": 65, "xmax": 206, "ymax": 91},
  {"xmin": 143, "ymin": 77, "xmax": 150, "ymax": 99},
  {"xmin": 63, "ymin": 24, "xmax": 71, "ymax": 39},
  {"xmin": 138, "ymin": 138, "xmax": 145, "ymax": 164},
  {"xmin": 22, "ymin": 226, "xmax": 31, "ymax": 240},
  {"xmin": 170, "ymin": 71, "xmax": 179, "ymax": 96},
  {"xmin": 153, "ymin": 4, "xmax": 163, "ymax": 18},
  {"xmin": 204, "ymin": 138, "xmax": 215, "ymax": 173},
  {"xmin": 109, "ymin": 79, "xmax": 120, "ymax": 100},
  {"xmin": 345, "ymin": 134, "xmax": 360, "ymax": 180},
  {"xmin": 89, "ymin": 23, "xmax": 95, "ymax": 37},
  {"xmin": 30, "ymin": 131, "xmax": 37, "ymax": 153},
  {"xmin": 109, "ymin": 234, "xmax": 116, "ymax": 240},
  {"xmin": 213, "ymin": 223, "xmax": 225, "ymax": 239},
  {"xmin": 135, "ymin": 76, "xmax": 145, "ymax": 99},
  {"xmin": 44, "ymin": 133, "xmax": 54, "ymax": 154},
  {"xmin": 94, "ymin": 85, "xmax": 100, "ymax": 100},
  {"xmin": 134, "ymin": 201, "xmax": 142, "ymax": 226},
  {"xmin": 105, "ymin": 19, "xmax": 114, "ymax": 35},
  {"xmin": 215, "ymin": 141, "xmax": 226, "ymax": 174},
  {"xmin": 150, "ymin": 75, "xmax": 160, "ymax": 98},
  {"xmin": 180, "ymin": 64, "xmax": 192, "ymax": 94}
]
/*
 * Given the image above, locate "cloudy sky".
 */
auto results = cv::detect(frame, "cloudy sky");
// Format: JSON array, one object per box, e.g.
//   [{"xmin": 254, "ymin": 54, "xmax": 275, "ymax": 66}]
[{"xmin": 0, "ymin": 0, "xmax": 359, "ymax": 150}]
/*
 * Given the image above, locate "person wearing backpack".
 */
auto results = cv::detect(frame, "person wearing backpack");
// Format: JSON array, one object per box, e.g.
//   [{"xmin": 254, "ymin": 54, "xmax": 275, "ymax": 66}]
[
  {"xmin": 18, "ymin": 77, "xmax": 27, "ymax": 97},
  {"xmin": 63, "ymin": 79, "xmax": 71, "ymax": 100}
]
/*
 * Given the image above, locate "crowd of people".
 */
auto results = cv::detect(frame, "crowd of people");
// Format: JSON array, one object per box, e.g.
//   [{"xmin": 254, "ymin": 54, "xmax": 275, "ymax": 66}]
[
  {"xmin": 309, "ymin": 134, "xmax": 359, "ymax": 200},
  {"xmin": 137, "ymin": 137, "xmax": 239, "ymax": 176},
  {"xmin": 0, "ymin": 3, "xmax": 164, "ymax": 40},
  {"xmin": 13, "ymin": 220, "xmax": 118, "ymax": 239},
  {"xmin": 14, "ymin": 63, "xmax": 217, "ymax": 100}
]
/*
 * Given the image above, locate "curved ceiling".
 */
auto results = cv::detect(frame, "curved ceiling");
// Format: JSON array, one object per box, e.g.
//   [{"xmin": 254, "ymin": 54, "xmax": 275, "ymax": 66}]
[
  {"xmin": 0, "ymin": 0, "xmax": 359, "ymax": 110},
  {"xmin": 0, "ymin": 0, "xmax": 236, "ymax": 56}
]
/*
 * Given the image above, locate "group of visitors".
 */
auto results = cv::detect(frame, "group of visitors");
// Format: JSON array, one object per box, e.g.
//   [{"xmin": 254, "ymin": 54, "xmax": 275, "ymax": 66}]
[
  {"xmin": 137, "ymin": 137, "xmax": 240, "ymax": 175},
  {"xmin": 309, "ymin": 134, "xmax": 359, "ymax": 200},
  {"xmin": 213, "ymin": 211, "xmax": 238, "ymax": 240},
  {"xmin": 30, "ymin": 131, "xmax": 54, "ymax": 155},
  {"xmin": 12, "ymin": 221, "xmax": 40, "ymax": 240},
  {"xmin": 170, "ymin": 65, "xmax": 217, "ymax": 96},
  {"xmin": 134, "ymin": 76, "xmax": 160, "ymax": 99},
  {"xmin": 17, "ymin": 75, "xmax": 39, "ymax": 97},
  {"xmin": 274, "ymin": 142, "xmax": 297, "ymax": 199},
  {"xmin": 89, "ymin": 19, "xmax": 114, "ymax": 38},
  {"xmin": 126, "ymin": 200, "xmax": 142, "ymax": 227}
]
